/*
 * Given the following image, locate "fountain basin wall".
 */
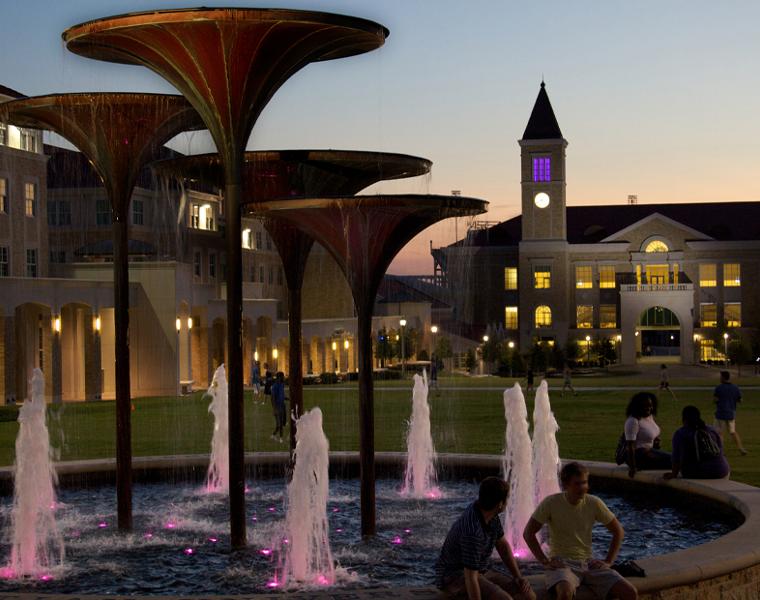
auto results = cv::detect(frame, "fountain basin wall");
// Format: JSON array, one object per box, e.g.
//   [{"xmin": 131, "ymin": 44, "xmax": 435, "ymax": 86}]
[{"xmin": 1, "ymin": 453, "xmax": 758, "ymax": 599}]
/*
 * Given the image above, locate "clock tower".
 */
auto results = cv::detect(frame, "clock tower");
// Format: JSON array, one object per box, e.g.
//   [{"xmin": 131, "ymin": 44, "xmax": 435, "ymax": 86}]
[{"xmin": 519, "ymin": 82, "xmax": 567, "ymax": 241}]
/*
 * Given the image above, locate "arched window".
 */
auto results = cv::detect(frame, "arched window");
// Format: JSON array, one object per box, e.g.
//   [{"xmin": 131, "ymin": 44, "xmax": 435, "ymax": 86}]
[
  {"xmin": 644, "ymin": 239, "xmax": 669, "ymax": 253},
  {"xmin": 535, "ymin": 305, "xmax": 552, "ymax": 328}
]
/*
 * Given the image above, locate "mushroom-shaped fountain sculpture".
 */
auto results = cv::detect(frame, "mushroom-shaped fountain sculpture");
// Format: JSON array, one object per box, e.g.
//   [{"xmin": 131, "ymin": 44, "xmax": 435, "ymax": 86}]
[
  {"xmin": 251, "ymin": 194, "xmax": 488, "ymax": 536},
  {"xmin": 152, "ymin": 150, "xmax": 432, "ymax": 453},
  {"xmin": 63, "ymin": 7, "xmax": 388, "ymax": 548},
  {"xmin": 0, "ymin": 93, "xmax": 203, "ymax": 531}
]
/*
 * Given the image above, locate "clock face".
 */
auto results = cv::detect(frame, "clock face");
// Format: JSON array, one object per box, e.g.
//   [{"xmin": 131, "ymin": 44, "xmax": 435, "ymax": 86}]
[{"xmin": 534, "ymin": 192, "xmax": 550, "ymax": 209}]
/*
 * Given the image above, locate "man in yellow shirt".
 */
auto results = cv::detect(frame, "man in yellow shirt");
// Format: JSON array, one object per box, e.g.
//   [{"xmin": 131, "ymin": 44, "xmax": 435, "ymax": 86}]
[{"xmin": 523, "ymin": 463, "xmax": 638, "ymax": 600}]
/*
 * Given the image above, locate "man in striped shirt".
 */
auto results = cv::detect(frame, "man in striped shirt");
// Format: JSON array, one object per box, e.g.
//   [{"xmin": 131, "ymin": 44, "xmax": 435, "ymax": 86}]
[{"xmin": 435, "ymin": 477, "xmax": 535, "ymax": 600}]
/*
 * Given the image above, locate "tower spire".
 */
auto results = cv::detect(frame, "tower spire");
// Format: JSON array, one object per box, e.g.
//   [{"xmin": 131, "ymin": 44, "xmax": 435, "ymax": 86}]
[{"xmin": 522, "ymin": 81, "xmax": 562, "ymax": 140}]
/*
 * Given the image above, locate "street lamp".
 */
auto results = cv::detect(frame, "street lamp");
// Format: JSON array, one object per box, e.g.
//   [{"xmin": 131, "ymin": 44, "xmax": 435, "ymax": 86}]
[
  {"xmin": 272, "ymin": 347, "xmax": 279, "ymax": 372},
  {"xmin": 615, "ymin": 334, "xmax": 622, "ymax": 364},
  {"xmin": 585, "ymin": 335, "xmax": 591, "ymax": 365},
  {"xmin": 332, "ymin": 340, "xmax": 338, "ymax": 372},
  {"xmin": 723, "ymin": 332, "xmax": 729, "ymax": 367},
  {"xmin": 430, "ymin": 324, "xmax": 438, "ymax": 359},
  {"xmin": 507, "ymin": 341, "xmax": 515, "ymax": 377},
  {"xmin": 400, "ymin": 318, "xmax": 407, "ymax": 377}
]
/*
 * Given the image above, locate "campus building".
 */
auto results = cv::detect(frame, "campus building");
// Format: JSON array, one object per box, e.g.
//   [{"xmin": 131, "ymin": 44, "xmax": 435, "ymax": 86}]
[{"xmin": 432, "ymin": 82, "xmax": 760, "ymax": 365}]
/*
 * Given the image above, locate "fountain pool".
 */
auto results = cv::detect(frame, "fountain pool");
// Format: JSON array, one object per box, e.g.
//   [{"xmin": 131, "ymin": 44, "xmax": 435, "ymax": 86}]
[{"xmin": 0, "ymin": 475, "xmax": 736, "ymax": 594}]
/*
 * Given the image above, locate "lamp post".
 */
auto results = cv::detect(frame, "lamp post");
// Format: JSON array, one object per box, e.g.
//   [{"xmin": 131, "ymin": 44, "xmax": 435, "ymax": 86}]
[
  {"xmin": 400, "ymin": 318, "xmax": 407, "ymax": 377},
  {"xmin": 344, "ymin": 338, "xmax": 350, "ymax": 372},
  {"xmin": 186, "ymin": 316, "xmax": 193, "ymax": 389},
  {"xmin": 273, "ymin": 347, "xmax": 279, "ymax": 372},
  {"xmin": 585, "ymin": 335, "xmax": 591, "ymax": 365},
  {"xmin": 508, "ymin": 340, "xmax": 515, "ymax": 377},
  {"xmin": 693, "ymin": 333, "xmax": 701, "ymax": 364},
  {"xmin": 615, "ymin": 334, "xmax": 622, "ymax": 364},
  {"xmin": 723, "ymin": 332, "xmax": 729, "ymax": 367},
  {"xmin": 332, "ymin": 340, "xmax": 338, "ymax": 372},
  {"xmin": 175, "ymin": 317, "xmax": 181, "ymax": 396},
  {"xmin": 481, "ymin": 335, "xmax": 489, "ymax": 375},
  {"xmin": 430, "ymin": 324, "xmax": 438, "ymax": 357}
]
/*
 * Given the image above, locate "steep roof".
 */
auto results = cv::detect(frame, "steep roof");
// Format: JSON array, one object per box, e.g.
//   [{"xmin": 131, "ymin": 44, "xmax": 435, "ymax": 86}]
[
  {"xmin": 458, "ymin": 201, "xmax": 760, "ymax": 247},
  {"xmin": 522, "ymin": 82, "xmax": 563, "ymax": 140},
  {"xmin": 0, "ymin": 84, "xmax": 25, "ymax": 99}
]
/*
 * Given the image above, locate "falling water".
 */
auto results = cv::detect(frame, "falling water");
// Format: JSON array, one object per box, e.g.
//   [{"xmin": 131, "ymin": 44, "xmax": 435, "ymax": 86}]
[
  {"xmin": 532, "ymin": 380, "xmax": 561, "ymax": 505},
  {"xmin": 502, "ymin": 383, "xmax": 535, "ymax": 558},
  {"xmin": 2, "ymin": 368, "xmax": 64, "ymax": 578},
  {"xmin": 205, "ymin": 365, "xmax": 229, "ymax": 493},
  {"xmin": 402, "ymin": 370, "xmax": 439, "ymax": 499},
  {"xmin": 283, "ymin": 407, "xmax": 335, "ymax": 586}
]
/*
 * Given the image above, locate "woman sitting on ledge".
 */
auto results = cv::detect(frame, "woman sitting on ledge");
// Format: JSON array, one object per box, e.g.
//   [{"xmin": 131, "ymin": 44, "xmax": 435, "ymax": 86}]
[
  {"xmin": 625, "ymin": 392, "xmax": 671, "ymax": 478},
  {"xmin": 664, "ymin": 405, "xmax": 730, "ymax": 480}
]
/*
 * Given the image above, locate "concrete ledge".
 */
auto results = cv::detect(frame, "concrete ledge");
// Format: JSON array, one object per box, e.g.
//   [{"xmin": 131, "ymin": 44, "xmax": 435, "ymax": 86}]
[{"xmin": 1, "ymin": 453, "xmax": 759, "ymax": 598}]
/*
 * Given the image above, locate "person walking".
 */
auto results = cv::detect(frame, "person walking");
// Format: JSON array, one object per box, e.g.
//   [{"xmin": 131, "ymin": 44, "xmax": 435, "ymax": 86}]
[
  {"xmin": 523, "ymin": 462, "xmax": 638, "ymax": 600},
  {"xmin": 250, "ymin": 359, "xmax": 262, "ymax": 402},
  {"xmin": 658, "ymin": 364, "xmax": 676, "ymax": 400},
  {"xmin": 263, "ymin": 363, "xmax": 274, "ymax": 398},
  {"xmin": 665, "ymin": 405, "xmax": 730, "ymax": 480},
  {"xmin": 270, "ymin": 371, "xmax": 286, "ymax": 443},
  {"xmin": 561, "ymin": 365, "xmax": 577, "ymax": 397},
  {"xmin": 430, "ymin": 354, "xmax": 439, "ymax": 392},
  {"xmin": 435, "ymin": 477, "xmax": 535, "ymax": 600},
  {"xmin": 624, "ymin": 392, "xmax": 671, "ymax": 477},
  {"xmin": 714, "ymin": 371, "xmax": 748, "ymax": 455}
]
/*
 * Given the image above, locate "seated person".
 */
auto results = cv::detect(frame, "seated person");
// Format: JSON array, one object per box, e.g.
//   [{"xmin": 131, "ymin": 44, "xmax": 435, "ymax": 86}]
[
  {"xmin": 665, "ymin": 405, "xmax": 730, "ymax": 480},
  {"xmin": 523, "ymin": 462, "xmax": 638, "ymax": 600},
  {"xmin": 435, "ymin": 476, "xmax": 534, "ymax": 600},
  {"xmin": 624, "ymin": 392, "xmax": 671, "ymax": 477}
]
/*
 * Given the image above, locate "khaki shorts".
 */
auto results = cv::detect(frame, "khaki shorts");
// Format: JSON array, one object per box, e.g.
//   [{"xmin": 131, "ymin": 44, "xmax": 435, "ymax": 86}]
[
  {"xmin": 544, "ymin": 559, "xmax": 625, "ymax": 600},
  {"xmin": 714, "ymin": 419, "xmax": 736, "ymax": 434},
  {"xmin": 442, "ymin": 570, "xmax": 530, "ymax": 600}
]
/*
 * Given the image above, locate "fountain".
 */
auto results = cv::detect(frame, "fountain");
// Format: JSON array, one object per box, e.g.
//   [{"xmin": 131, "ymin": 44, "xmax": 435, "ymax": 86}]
[
  {"xmin": 502, "ymin": 383, "xmax": 535, "ymax": 558},
  {"xmin": 402, "ymin": 370, "xmax": 439, "ymax": 499},
  {"xmin": 2, "ymin": 369, "xmax": 63, "ymax": 579},
  {"xmin": 282, "ymin": 407, "xmax": 334, "ymax": 586},
  {"xmin": 532, "ymin": 380, "xmax": 561, "ymax": 505},
  {"xmin": 205, "ymin": 365, "xmax": 229, "ymax": 494}
]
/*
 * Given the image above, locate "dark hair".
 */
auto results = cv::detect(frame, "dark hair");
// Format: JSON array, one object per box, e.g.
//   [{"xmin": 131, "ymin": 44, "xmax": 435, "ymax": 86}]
[
  {"xmin": 626, "ymin": 392, "xmax": 658, "ymax": 418},
  {"xmin": 560, "ymin": 462, "xmax": 589, "ymax": 486},
  {"xmin": 276, "ymin": 371, "xmax": 285, "ymax": 381},
  {"xmin": 660, "ymin": 364, "xmax": 667, "ymax": 369},
  {"xmin": 478, "ymin": 477, "xmax": 509, "ymax": 510},
  {"xmin": 682, "ymin": 405, "xmax": 706, "ymax": 430},
  {"xmin": 721, "ymin": 370, "xmax": 730, "ymax": 381}
]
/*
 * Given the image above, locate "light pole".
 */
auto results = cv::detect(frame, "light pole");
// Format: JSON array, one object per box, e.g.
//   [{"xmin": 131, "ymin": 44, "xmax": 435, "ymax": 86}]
[
  {"xmin": 186, "ymin": 316, "xmax": 193, "ymax": 389},
  {"xmin": 481, "ymin": 335, "xmax": 489, "ymax": 375},
  {"xmin": 272, "ymin": 347, "xmax": 279, "ymax": 373},
  {"xmin": 332, "ymin": 340, "xmax": 338, "ymax": 373},
  {"xmin": 430, "ymin": 324, "xmax": 438, "ymax": 357},
  {"xmin": 400, "ymin": 318, "xmax": 407, "ymax": 377},
  {"xmin": 615, "ymin": 334, "xmax": 622, "ymax": 364},
  {"xmin": 585, "ymin": 335, "xmax": 591, "ymax": 365},
  {"xmin": 693, "ymin": 333, "xmax": 700, "ymax": 364},
  {"xmin": 723, "ymin": 332, "xmax": 729, "ymax": 367},
  {"xmin": 508, "ymin": 340, "xmax": 515, "ymax": 377},
  {"xmin": 344, "ymin": 338, "xmax": 350, "ymax": 372},
  {"xmin": 175, "ymin": 317, "xmax": 181, "ymax": 396}
]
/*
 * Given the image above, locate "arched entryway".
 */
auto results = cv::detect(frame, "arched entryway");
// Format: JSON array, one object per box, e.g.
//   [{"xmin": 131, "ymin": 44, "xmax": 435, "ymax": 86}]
[{"xmin": 637, "ymin": 306, "xmax": 680, "ymax": 362}]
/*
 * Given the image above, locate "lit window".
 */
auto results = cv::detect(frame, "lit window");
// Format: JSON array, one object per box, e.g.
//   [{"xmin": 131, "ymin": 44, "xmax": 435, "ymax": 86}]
[
  {"xmin": 505, "ymin": 306, "xmax": 518, "ymax": 329},
  {"xmin": 242, "ymin": 228, "xmax": 251, "ymax": 249},
  {"xmin": 132, "ymin": 199, "xmax": 144, "ymax": 226},
  {"xmin": 26, "ymin": 248, "xmax": 37, "ymax": 278},
  {"xmin": 644, "ymin": 240, "xmax": 669, "ymax": 253},
  {"xmin": 96, "ymin": 199, "xmax": 110, "ymax": 226},
  {"xmin": 535, "ymin": 305, "xmax": 552, "ymax": 328},
  {"xmin": 699, "ymin": 264, "xmax": 717, "ymax": 287},
  {"xmin": 700, "ymin": 339, "xmax": 726, "ymax": 362},
  {"xmin": 534, "ymin": 266, "xmax": 551, "ymax": 289},
  {"xmin": 209, "ymin": 253, "xmax": 216, "ymax": 279},
  {"xmin": 0, "ymin": 123, "xmax": 6, "ymax": 145},
  {"xmin": 646, "ymin": 265, "xmax": 668, "ymax": 285},
  {"xmin": 24, "ymin": 183, "xmax": 36, "ymax": 217},
  {"xmin": 575, "ymin": 266, "xmax": 593, "ymax": 289},
  {"xmin": 700, "ymin": 303, "xmax": 717, "ymax": 327},
  {"xmin": 532, "ymin": 156, "xmax": 551, "ymax": 182},
  {"xmin": 725, "ymin": 303, "xmax": 741, "ymax": 327},
  {"xmin": 724, "ymin": 264, "xmax": 740, "ymax": 287},
  {"xmin": 0, "ymin": 246, "xmax": 9, "ymax": 277},
  {"xmin": 599, "ymin": 266, "xmax": 616, "ymax": 288},
  {"xmin": 600, "ymin": 305, "xmax": 616, "ymax": 328},
  {"xmin": 504, "ymin": 267, "xmax": 517, "ymax": 290},
  {"xmin": 576, "ymin": 305, "xmax": 593, "ymax": 328},
  {"xmin": 191, "ymin": 204, "xmax": 200, "ymax": 228},
  {"xmin": 0, "ymin": 177, "xmax": 7, "ymax": 214}
]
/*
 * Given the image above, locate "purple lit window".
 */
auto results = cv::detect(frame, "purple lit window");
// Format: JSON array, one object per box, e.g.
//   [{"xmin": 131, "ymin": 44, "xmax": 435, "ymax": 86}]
[{"xmin": 533, "ymin": 157, "xmax": 551, "ymax": 182}]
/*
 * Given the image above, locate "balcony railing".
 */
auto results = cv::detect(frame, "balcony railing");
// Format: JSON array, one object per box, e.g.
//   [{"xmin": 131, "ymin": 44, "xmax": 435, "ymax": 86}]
[{"xmin": 620, "ymin": 283, "xmax": 694, "ymax": 292}]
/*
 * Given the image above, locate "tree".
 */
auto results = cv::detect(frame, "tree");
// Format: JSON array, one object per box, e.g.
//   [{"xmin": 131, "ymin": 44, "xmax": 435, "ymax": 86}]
[
  {"xmin": 435, "ymin": 336, "xmax": 453, "ymax": 361},
  {"xmin": 375, "ymin": 328, "xmax": 394, "ymax": 367},
  {"xmin": 464, "ymin": 348, "xmax": 476, "ymax": 373},
  {"xmin": 481, "ymin": 338, "xmax": 502, "ymax": 364},
  {"xmin": 728, "ymin": 338, "xmax": 752, "ymax": 376},
  {"xmin": 549, "ymin": 343, "xmax": 566, "ymax": 370},
  {"xmin": 529, "ymin": 341, "xmax": 549, "ymax": 373}
]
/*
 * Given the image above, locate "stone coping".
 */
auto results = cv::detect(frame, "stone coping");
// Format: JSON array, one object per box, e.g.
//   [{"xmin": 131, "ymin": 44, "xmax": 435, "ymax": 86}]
[{"xmin": 1, "ymin": 452, "xmax": 759, "ymax": 598}]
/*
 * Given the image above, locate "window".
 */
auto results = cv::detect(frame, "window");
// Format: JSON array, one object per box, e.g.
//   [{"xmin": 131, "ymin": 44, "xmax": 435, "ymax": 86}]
[
  {"xmin": 48, "ymin": 200, "xmax": 71, "ymax": 226},
  {"xmin": 24, "ymin": 183, "xmax": 36, "ymax": 217},
  {"xmin": 48, "ymin": 200, "xmax": 57, "ymax": 226},
  {"xmin": 646, "ymin": 264, "xmax": 668, "ymax": 285},
  {"xmin": 209, "ymin": 253, "xmax": 216, "ymax": 279},
  {"xmin": 534, "ymin": 266, "xmax": 551, "ymax": 289},
  {"xmin": 575, "ymin": 266, "xmax": 593, "ymax": 289},
  {"xmin": 725, "ymin": 303, "xmax": 741, "ymax": 327},
  {"xmin": 600, "ymin": 305, "xmax": 616, "ymax": 328},
  {"xmin": 0, "ymin": 177, "xmax": 7, "ymax": 213},
  {"xmin": 191, "ymin": 204, "xmax": 200, "ymax": 228},
  {"xmin": 277, "ymin": 267, "xmax": 284, "ymax": 286},
  {"xmin": 259, "ymin": 265, "xmax": 264, "ymax": 282},
  {"xmin": 266, "ymin": 233, "xmax": 272, "ymax": 251},
  {"xmin": 242, "ymin": 228, "xmax": 251, "ymax": 249},
  {"xmin": 96, "ymin": 199, "xmax": 110, "ymax": 226},
  {"xmin": 532, "ymin": 156, "xmax": 551, "ymax": 182},
  {"xmin": 699, "ymin": 264, "xmax": 717, "ymax": 287},
  {"xmin": 0, "ymin": 123, "xmax": 6, "ymax": 145},
  {"xmin": 505, "ymin": 306, "xmax": 518, "ymax": 329},
  {"xmin": 504, "ymin": 267, "xmax": 517, "ymax": 290},
  {"xmin": 599, "ymin": 266, "xmax": 616, "ymax": 288},
  {"xmin": 132, "ymin": 199, "xmax": 144, "ymax": 226},
  {"xmin": 0, "ymin": 246, "xmax": 8, "ymax": 277},
  {"xmin": 250, "ymin": 264, "xmax": 256, "ymax": 282},
  {"xmin": 644, "ymin": 240, "xmax": 669, "ymax": 253},
  {"xmin": 20, "ymin": 130, "xmax": 37, "ymax": 153},
  {"xmin": 535, "ymin": 305, "xmax": 552, "ymax": 328},
  {"xmin": 193, "ymin": 251, "xmax": 201, "ymax": 277},
  {"xmin": 268, "ymin": 266, "xmax": 274, "ymax": 284},
  {"xmin": 49, "ymin": 250, "xmax": 65, "ymax": 263},
  {"xmin": 26, "ymin": 249, "xmax": 37, "ymax": 278},
  {"xmin": 699, "ymin": 339, "xmax": 726, "ymax": 362},
  {"xmin": 700, "ymin": 303, "xmax": 717, "ymax": 327},
  {"xmin": 724, "ymin": 264, "xmax": 740, "ymax": 287},
  {"xmin": 576, "ymin": 305, "xmax": 593, "ymax": 328},
  {"xmin": 255, "ymin": 231, "xmax": 263, "ymax": 250}
]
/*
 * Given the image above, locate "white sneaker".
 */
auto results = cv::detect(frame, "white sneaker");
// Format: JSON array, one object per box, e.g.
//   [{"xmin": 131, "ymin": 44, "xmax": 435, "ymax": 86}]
[{"xmin": 278, "ymin": 437, "xmax": 284, "ymax": 444}]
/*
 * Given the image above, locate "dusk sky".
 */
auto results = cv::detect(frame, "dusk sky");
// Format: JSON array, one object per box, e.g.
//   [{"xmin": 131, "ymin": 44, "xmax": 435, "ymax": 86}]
[{"xmin": 2, "ymin": 1, "xmax": 759, "ymax": 274}]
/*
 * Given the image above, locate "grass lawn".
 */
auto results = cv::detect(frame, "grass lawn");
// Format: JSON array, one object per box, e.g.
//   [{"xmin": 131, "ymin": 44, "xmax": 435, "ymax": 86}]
[{"xmin": 1, "ymin": 377, "xmax": 758, "ymax": 486}]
